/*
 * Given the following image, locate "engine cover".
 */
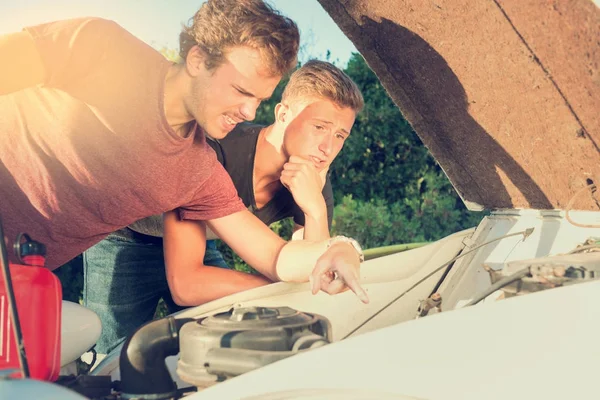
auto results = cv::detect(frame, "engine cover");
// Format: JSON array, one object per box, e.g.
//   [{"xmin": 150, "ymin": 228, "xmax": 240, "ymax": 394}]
[{"xmin": 177, "ymin": 306, "xmax": 331, "ymax": 387}]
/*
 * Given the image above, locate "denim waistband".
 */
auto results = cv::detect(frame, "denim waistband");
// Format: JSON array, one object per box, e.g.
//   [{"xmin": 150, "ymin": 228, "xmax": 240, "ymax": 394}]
[
  {"xmin": 107, "ymin": 227, "xmax": 218, "ymax": 247},
  {"xmin": 107, "ymin": 227, "xmax": 164, "ymax": 245}
]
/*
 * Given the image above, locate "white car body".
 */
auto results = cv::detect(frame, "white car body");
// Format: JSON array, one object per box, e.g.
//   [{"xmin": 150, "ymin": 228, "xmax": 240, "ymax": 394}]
[{"xmin": 90, "ymin": 209, "xmax": 600, "ymax": 399}]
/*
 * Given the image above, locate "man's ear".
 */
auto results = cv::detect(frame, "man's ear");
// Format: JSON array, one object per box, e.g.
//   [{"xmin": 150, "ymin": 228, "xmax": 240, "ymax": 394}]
[
  {"xmin": 274, "ymin": 103, "xmax": 289, "ymax": 124},
  {"xmin": 185, "ymin": 45, "xmax": 206, "ymax": 77}
]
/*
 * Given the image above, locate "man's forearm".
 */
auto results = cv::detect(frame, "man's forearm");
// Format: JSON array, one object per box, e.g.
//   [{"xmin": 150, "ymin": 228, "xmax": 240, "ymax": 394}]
[
  {"xmin": 207, "ymin": 210, "xmax": 365, "ymax": 302},
  {"xmin": 275, "ymin": 239, "xmax": 332, "ymax": 282},
  {"xmin": 206, "ymin": 209, "xmax": 360, "ymax": 287},
  {"xmin": 302, "ymin": 207, "xmax": 330, "ymax": 241},
  {"xmin": 168, "ymin": 264, "xmax": 271, "ymax": 306}
]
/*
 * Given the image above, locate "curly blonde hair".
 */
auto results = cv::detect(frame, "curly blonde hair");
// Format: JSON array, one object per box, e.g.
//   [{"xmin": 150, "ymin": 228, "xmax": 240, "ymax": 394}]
[
  {"xmin": 282, "ymin": 60, "xmax": 364, "ymax": 113},
  {"xmin": 179, "ymin": 0, "xmax": 300, "ymax": 77}
]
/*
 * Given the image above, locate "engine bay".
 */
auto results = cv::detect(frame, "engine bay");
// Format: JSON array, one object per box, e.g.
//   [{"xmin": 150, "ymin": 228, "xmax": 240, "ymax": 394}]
[{"xmin": 3, "ymin": 211, "xmax": 600, "ymax": 400}]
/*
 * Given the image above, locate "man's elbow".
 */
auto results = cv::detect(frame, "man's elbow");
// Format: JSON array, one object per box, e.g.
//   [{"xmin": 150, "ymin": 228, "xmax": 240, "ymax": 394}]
[
  {"xmin": 168, "ymin": 274, "xmax": 205, "ymax": 307},
  {"xmin": 168, "ymin": 268, "xmax": 237, "ymax": 306},
  {"xmin": 171, "ymin": 292, "xmax": 194, "ymax": 307},
  {"xmin": 169, "ymin": 283, "xmax": 195, "ymax": 307}
]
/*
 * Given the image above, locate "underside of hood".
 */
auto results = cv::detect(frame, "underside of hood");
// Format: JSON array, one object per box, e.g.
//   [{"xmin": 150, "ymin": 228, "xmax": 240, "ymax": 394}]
[{"xmin": 317, "ymin": 0, "xmax": 600, "ymax": 211}]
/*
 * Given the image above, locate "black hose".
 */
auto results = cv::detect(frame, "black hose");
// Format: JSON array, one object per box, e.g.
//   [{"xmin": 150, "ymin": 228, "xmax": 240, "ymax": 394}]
[
  {"xmin": 465, "ymin": 267, "xmax": 531, "ymax": 306},
  {"xmin": 119, "ymin": 316, "xmax": 193, "ymax": 399}
]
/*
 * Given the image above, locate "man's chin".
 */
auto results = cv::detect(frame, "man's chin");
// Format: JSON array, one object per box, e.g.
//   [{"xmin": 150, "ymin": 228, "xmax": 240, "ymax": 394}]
[{"xmin": 206, "ymin": 126, "xmax": 233, "ymax": 140}]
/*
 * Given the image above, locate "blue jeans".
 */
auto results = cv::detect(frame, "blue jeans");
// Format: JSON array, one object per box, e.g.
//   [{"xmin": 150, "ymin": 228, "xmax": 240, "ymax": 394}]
[{"xmin": 83, "ymin": 229, "xmax": 229, "ymax": 354}]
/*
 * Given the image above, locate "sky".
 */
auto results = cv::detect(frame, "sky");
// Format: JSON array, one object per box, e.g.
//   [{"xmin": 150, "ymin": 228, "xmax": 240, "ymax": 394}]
[
  {"xmin": 2, "ymin": 0, "xmax": 597, "ymax": 66},
  {"xmin": 0, "ymin": 0, "xmax": 359, "ymax": 66}
]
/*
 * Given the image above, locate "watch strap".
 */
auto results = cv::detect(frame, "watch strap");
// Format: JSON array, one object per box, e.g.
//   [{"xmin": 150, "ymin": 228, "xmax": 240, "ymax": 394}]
[{"xmin": 327, "ymin": 235, "xmax": 365, "ymax": 263}]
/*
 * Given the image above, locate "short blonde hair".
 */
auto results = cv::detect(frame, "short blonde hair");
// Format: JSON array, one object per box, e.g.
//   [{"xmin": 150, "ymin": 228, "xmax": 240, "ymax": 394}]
[
  {"xmin": 179, "ymin": 0, "xmax": 300, "ymax": 77},
  {"xmin": 282, "ymin": 60, "xmax": 364, "ymax": 113}
]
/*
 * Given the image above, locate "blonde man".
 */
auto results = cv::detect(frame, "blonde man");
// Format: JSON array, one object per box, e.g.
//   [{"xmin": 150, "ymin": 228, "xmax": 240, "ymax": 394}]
[{"xmin": 84, "ymin": 60, "xmax": 365, "ymax": 353}]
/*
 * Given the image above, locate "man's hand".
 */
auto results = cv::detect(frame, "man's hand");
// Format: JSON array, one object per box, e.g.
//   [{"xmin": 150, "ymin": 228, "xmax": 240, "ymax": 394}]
[
  {"xmin": 280, "ymin": 156, "xmax": 327, "ymax": 218},
  {"xmin": 310, "ymin": 242, "xmax": 369, "ymax": 304}
]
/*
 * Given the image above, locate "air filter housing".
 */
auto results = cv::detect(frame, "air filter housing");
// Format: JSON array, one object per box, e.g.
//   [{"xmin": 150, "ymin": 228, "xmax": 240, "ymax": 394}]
[{"xmin": 177, "ymin": 306, "xmax": 331, "ymax": 388}]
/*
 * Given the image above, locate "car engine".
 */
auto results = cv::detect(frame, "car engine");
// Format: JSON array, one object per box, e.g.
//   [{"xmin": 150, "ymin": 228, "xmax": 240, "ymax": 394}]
[{"xmin": 50, "ymin": 306, "xmax": 331, "ymax": 399}]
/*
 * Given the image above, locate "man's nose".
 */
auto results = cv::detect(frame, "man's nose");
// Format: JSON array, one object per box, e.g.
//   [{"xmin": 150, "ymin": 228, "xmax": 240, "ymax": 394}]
[
  {"xmin": 319, "ymin": 134, "xmax": 334, "ymax": 156},
  {"xmin": 239, "ymin": 98, "xmax": 260, "ymax": 121}
]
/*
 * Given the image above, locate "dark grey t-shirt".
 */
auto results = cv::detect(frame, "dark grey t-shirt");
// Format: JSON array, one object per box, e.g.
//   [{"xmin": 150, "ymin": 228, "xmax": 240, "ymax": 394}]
[{"xmin": 128, "ymin": 123, "xmax": 334, "ymax": 237}]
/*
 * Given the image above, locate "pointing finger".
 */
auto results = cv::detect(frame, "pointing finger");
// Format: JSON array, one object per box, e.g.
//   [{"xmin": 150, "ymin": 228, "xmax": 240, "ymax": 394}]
[{"xmin": 345, "ymin": 277, "xmax": 369, "ymax": 304}]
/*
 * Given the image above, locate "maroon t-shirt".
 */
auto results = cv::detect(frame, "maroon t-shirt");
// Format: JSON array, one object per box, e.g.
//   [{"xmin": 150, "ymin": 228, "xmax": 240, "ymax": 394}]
[{"xmin": 0, "ymin": 18, "xmax": 245, "ymax": 268}]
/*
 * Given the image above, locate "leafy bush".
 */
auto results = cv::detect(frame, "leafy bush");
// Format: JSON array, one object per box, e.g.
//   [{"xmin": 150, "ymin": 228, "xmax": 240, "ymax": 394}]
[
  {"xmin": 330, "ymin": 54, "xmax": 434, "ymax": 205},
  {"xmin": 331, "ymin": 193, "xmax": 483, "ymax": 250}
]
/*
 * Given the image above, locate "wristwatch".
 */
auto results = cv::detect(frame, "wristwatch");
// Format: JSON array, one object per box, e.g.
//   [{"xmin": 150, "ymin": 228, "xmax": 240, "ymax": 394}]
[{"xmin": 328, "ymin": 236, "xmax": 365, "ymax": 263}]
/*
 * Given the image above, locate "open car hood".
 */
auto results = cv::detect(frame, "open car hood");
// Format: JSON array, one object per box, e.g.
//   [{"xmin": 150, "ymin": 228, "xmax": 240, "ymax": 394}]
[{"xmin": 317, "ymin": 0, "xmax": 600, "ymax": 211}]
